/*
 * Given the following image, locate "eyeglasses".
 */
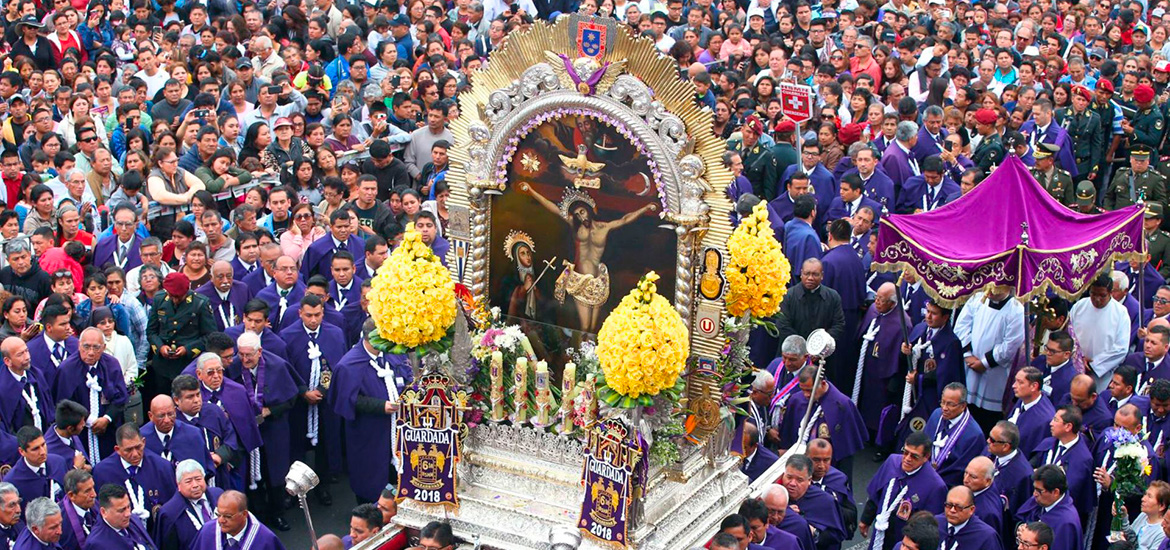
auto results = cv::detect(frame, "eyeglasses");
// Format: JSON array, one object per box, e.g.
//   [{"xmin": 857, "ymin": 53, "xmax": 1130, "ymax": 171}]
[
  {"xmin": 80, "ymin": 136, "xmax": 98, "ymax": 143},
  {"xmin": 114, "ymin": 220, "xmax": 136, "ymax": 227},
  {"xmin": 294, "ymin": 213, "xmax": 314, "ymax": 220},
  {"xmin": 1154, "ymin": 297, "xmax": 1170, "ymax": 304},
  {"xmin": 944, "ymin": 502, "xmax": 973, "ymax": 511},
  {"xmin": 1017, "ymin": 538, "xmax": 1042, "ymax": 548},
  {"xmin": 987, "ymin": 436, "xmax": 1009, "ymax": 444}
]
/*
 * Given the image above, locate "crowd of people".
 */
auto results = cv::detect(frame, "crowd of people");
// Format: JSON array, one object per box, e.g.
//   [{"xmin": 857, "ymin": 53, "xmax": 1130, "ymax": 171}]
[{"xmin": 0, "ymin": 0, "xmax": 1168, "ymax": 547}]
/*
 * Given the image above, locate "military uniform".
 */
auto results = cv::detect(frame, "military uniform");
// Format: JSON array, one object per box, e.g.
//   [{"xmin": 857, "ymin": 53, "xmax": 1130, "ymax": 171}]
[
  {"xmin": 738, "ymin": 141, "xmax": 780, "ymax": 201},
  {"xmin": 1057, "ymin": 107, "xmax": 1105, "ymax": 178},
  {"xmin": 1104, "ymin": 167, "xmax": 1168, "ymax": 210},
  {"xmin": 1074, "ymin": 180, "xmax": 1102, "ymax": 214},
  {"xmin": 1129, "ymin": 106, "xmax": 1165, "ymax": 166},
  {"xmin": 1147, "ymin": 203, "xmax": 1170, "ymax": 278},
  {"xmin": 972, "ymin": 132, "xmax": 1005, "ymax": 174},
  {"xmin": 145, "ymin": 290, "xmax": 217, "ymax": 395},
  {"xmin": 1031, "ymin": 165, "xmax": 1076, "ymax": 205}
]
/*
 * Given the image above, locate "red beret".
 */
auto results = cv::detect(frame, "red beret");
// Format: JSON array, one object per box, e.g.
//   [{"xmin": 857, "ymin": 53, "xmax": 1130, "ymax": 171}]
[
  {"xmin": 1072, "ymin": 85, "xmax": 1092, "ymax": 101},
  {"xmin": 774, "ymin": 119, "xmax": 797, "ymax": 133},
  {"xmin": 974, "ymin": 108, "xmax": 998, "ymax": 126},
  {"xmin": 163, "ymin": 272, "xmax": 191, "ymax": 298},
  {"xmin": 743, "ymin": 115, "xmax": 764, "ymax": 135},
  {"xmin": 1096, "ymin": 79, "xmax": 1115, "ymax": 93},
  {"xmin": 1135, "ymin": 83, "xmax": 1156, "ymax": 103},
  {"xmin": 838, "ymin": 123, "xmax": 864, "ymax": 146}
]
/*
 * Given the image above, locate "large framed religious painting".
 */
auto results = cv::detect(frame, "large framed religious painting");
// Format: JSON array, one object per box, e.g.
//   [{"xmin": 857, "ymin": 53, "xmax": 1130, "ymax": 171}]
[{"xmin": 487, "ymin": 114, "xmax": 678, "ymax": 337}]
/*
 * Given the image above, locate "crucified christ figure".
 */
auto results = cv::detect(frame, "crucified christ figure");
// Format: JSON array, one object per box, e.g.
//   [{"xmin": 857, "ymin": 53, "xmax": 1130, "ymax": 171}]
[{"xmin": 517, "ymin": 182, "xmax": 658, "ymax": 333}]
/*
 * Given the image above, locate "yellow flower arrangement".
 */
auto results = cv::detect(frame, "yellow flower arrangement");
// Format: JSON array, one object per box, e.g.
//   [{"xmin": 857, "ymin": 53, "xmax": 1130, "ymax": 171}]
[
  {"xmin": 595, "ymin": 272, "xmax": 689, "ymax": 406},
  {"xmin": 724, "ymin": 202, "xmax": 791, "ymax": 318},
  {"xmin": 367, "ymin": 222, "xmax": 457, "ymax": 350}
]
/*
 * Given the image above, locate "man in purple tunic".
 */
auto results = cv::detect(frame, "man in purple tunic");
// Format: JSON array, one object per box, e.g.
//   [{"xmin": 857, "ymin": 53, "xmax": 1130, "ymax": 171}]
[
  {"xmin": 193, "ymin": 351, "xmax": 261, "ymax": 494},
  {"xmin": 91, "ymin": 424, "xmax": 176, "ymax": 528},
  {"xmin": 1038, "ymin": 331, "xmax": 1077, "ymax": 407},
  {"xmin": 52, "ymin": 329, "xmax": 128, "ymax": 463},
  {"xmin": 1089, "ymin": 406, "xmax": 1160, "ymax": 550},
  {"xmin": 898, "ymin": 301, "xmax": 963, "ymax": 447},
  {"xmin": 739, "ymin": 498, "xmax": 799, "ymax": 550},
  {"xmin": 45, "ymin": 402, "xmax": 88, "ymax": 471},
  {"xmin": 1015, "ymin": 465, "xmax": 1083, "ymax": 550},
  {"xmin": 1006, "ymin": 367, "xmax": 1056, "ymax": 457},
  {"xmin": 779, "ymin": 367, "xmax": 867, "ymax": 476},
  {"xmin": 229, "ymin": 333, "xmax": 298, "ymax": 531},
  {"xmin": 85, "ymin": 483, "xmax": 157, "ymax": 550},
  {"xmin": 152, "ymin": 460, "xmax": 221, "ymax": 550},
  {"xmin": 987, "ymin": 421, "xmax": 1033, "ymax": 525},
  {"xmin": 0, "ymin": 337, "xmax": 55, "ymax": 434},
  {"xmin": 280, "ymin": 295, "xmax": 346, "ymax": 506},
  {"xmin": 228, "ymin": 234, "xmax": 259, "ymax": 284},
  {"xmin": 92, "ymin": 206, "xmax": 145, "ymax": 272},
  {"xmin": 1148, "ymin": 380, "xmax": 1170, "ymax": 479},
  {"xmin": 194, "ymin": 262, "xmax": 249, "ymax": 332},
  {"xmin": 294, "ymin": 277, "xmax": 345, "ymax": 334},
  {"xmin": 1126, "ymin": 325, "xmax": 1170, "ymax": 396},
  {"xmin": 3, "ymin": 427, "xmax": 67, "ymax": 505},
  {"xmin": 821, "ymin": 220, "xmax": 869, "ymax": 394},
  {"xmin": 241, "ymin": 244, "xmax": 278, "ymax": 299},
  {"xmin": 962, "ymin": 457, "xmax": 1005, "ymax": 539},
  {"xmin": 0, "ymin": 483, "xmax": 24, "ymax": 550},
  {"xmin": 807, "ymin": 439, "xmax": 857, "ymax": 538},
  {"xmin": 783, "ymin": 196, "xmax": 823, "ymax": 282},
  {"xmin": 193, "ymin": 491, "xmax": 284, "ymax": 550},
  {"xmin": 1069, "ymin": 374, "xmax": 1114, "ymax": 444},
  {"xmin": 252, "ymin": 256, "xmax": 305, "ymax": 333},
  {"xmin": 171, "ymin": 376, "xmax": 237, "ymax": 491},
  {"xmin": 221, "ymin": 302, "xmax": 288, "ymax": 363},
  {"xmin": 57, "ymin": 470, "xmax": 96, "ymax": 550},
  {"xmin": 854, "ymin": 283, "xmax": 910, "ymax": 440},
  {"xmin": 935, "ymin": 486, "xmax": 1002, "ymax": 550},
  {"xmin": 140, "ymin": 397, "xmax": 214, "ymax": 478},
  {"xmin": 782, "ymin": 455, "xmax": 847, "ymax": 550},
  {"xmin": 26, "ymin": 307, "xmax": 77, "ymax": 385},
  {"xmin": 13, "ymin": 497, "xmax": 63, "ymax": 550},
  {"xmin": 741, "ymin": 422, "xmax": 778, "ymax": 482},
  {"xmin": 923, "ymin": 384, "xmax": 989, "ymax": 487},
  {"xmin": 300, "ymin": 210, "xmax": 365, "ymax": 281},
  {"xmin": 762, "ymin": 484, "xmax": 815, "ymax": 550},
  {"xmin": 325, "ymin": 253, "xmax": 364, "ymax": 348},
  {"xmin": 331, "ymin": 320, "xmax": 411, "ymax": 504},
  {"xmin": 859, "ymin": 431, "xmax": 947, "ymax": 550},
  {"xmin": 1030, "ymin": 406, "xmax": 1095, "ymax": 510},
  {"xmin": 1101, "ymin": 365, "xmax": 1151, "ymax": 417}
]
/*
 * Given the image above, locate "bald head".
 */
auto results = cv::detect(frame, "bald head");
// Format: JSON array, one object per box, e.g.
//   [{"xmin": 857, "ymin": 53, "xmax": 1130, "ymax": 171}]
[
  {"xmin": 877, "ymin": 282, "xmax": 896, "ymax": 298},
  {"xmin": 1150, "ymin": 318, "xmax": 1170, "ymax": 332},
  {"xmin": 317, "ymin": 535, "xmax": 345, "ymax": 550},
  {"xmin": 77, "ymin": 328, "xmax": 105, "ymax": 364},
  {"xmin": 211, "ymin": 261, "xmax": 233, "ymax": 276},
  {"xmin": 1070, "ymin": 374, "xmax": 1095, "ymax": 393},
  {"xmin": 762, "ymin": 484, "xmax": 790, "ymax": 513},
  {"xmin": 876, "ymin": 282, "xmax": 896, "ymax": 313},
  {"xmin": 220, "ymin": 490, "xmax": 247, "ymax": 511},
  {"xmin": 964, "ymin": 456, "xmax": 995, "ymax": 491},
  {"xmin": 148, "ymin": 394, "xmax": 177, "ymax": 432}
]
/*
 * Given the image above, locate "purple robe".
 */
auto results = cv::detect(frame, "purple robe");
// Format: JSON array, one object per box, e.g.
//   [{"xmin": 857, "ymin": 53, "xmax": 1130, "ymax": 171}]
[
  {"xmin": 92, "ymin": 234, "xmax": 144, "ymax": 272},
  {"xmin": 1119, "ymin": 260, "xmax": 1162, "ymax": 309},
  {"xmin": 280, "ymin": 322, "xmax": 347, "ymax": 477},
  {"xmin": 299, "ymin": 234, "xmax": 365, "ymax": 281},
  {"xmin": 58, "ymin": 499, "xmax": 95, "ymax": 550},
  {"xmin": 923, "ymin": 408, "xmax": 988, "ymax": 487},
  {"xmin": 898, "ymin": 322, "xmax": 964, "ymax": 446},
  {"xmin": 44, "ymin": 427, "xmax": 85, "ymax": 468},
  {"xmin": 777, "ymin": 511, "xmax": 815, "ymax": 550},
  {"xmin": 1006, "ymin": 394, "xmax": 1056, "ymax": 457},
  {"xmin": 911, "ymin": 127, "xmax": 948, "ymax": 163},
  {"xmin": 176, "ymin": 405, "xmax": 238, "ymax": 488},
  {"xmin": 865, "ymin": 455, "xmax": 947, "ymax": 550},
  {"xmin": 992, "ymin": 451, "xmax": 1033, "ymax": 520},
  {"xmin": 253, "ymin": 282, "xmax": 306, "ymax": 333},
  {"xmin": 283, "ymin": 304, "xmax": 344, "ymax": 336},
  {"xmin": 971, "ymin": 487, "xmax": 1006, "ymax": 538},
  {"xmin": 27, "ymin": 336, "xmax": 77, "ymax": 385},
  {"xmin": 768, "ymin": 192, "xmax": 796, "ymax": 225},
  {"xmin": 727, "ymin": 176, "xmax": 754, "ymax": 202},
  {"xmin": 2, "ymin": 454, "xmax": 67, "ymax": 503},
  {"xmin": 1101, "ymin": 388, "xmax": 1151, "ymax": 418},
  {"xmin": 783, "ymin": 219, "xmax": 822, "ymax": 281},
  {"xmin": 192, "ymin": 514, "xmax": 284, "ymax": 550},
  {"xmin": 934, "ymin": 514, "xmax": 1002, "ymax": 550},
  {"xmin": 1030, "ymin": 436, "xmax": 1095, "ymax": 507},
  {"xmin": 229, "ymin": 258, "xmax": 258, "ymax": 283},
  {"xmin": 91, "ymin": 451, "xmax": 176, "ymax": 521},
  {"xmin": 836, "ymin": 167, "xmax": 897, "ymax": 212},
  {"xmin": 140, "ymin": 422, "xmax": 215, "ymax": 477},
  {"xmin": 878, "ymin": 142, "xmax": 918, "ymax": 196},
  {"xmin": 825, "ymin": 196, "xmax": 883, "ymax": 225},
  {"xmin": 194, "ymin": 282, "xmax": 249, "ymax": 332},
  {"xmin": 327, "ymin": 281, "xmax": 364, "ymax": 347},
  {"xmin": 0, "ymin": 523, "xmax": 24, "ymax": 550},
  {"xmin": 899, "ymin": 282, "xmax": 930, "ymax": 327},
  {"xmin": 755, "ymin": 524, "xmax": 799, "ymax": 550},
  {"xmin": 792, "ymin": 484, "xmax": 847, "ymax": 550},
  {"xmin": 200, "ymin": 379, "xmax": 261, "ymax": 453},
  {"xmin": 1076, "ymin": 393, "xmax": 1114, "ymax": 444},
  {"xmin": 780, "ymin": 163, "xmax": 836, "ymax": 226},
  {"xmin": 241, "ymin": 269, "xmax": 272, "ymax": 301},
  {"xmin": 12, "ymin": 526, "xmax": 61, "ymax": 550},
  {"xmin": 221, "ymin": 326, "xmax": 287, "ymax": 362},
  {"xmin": 855, "ymin": 306, "xmax": 911, "ymax": 433},
  {"xmin": 1125, "ymin": 352, "xmax": 1170, "ymax": 396},
  {"xmin": 228, "ymin": 353, "xmax": 300, "ymax": 487},
  {"xmin": 779, "ymin": 384, "xmax": 868, "ymax": 462},
  {"xmin": 1038, "ymin": 358, "xmax": 1076, "ymax": 407},
  {"xmin": 430, "ymin": 234, "xmax": 449, "ymax": 266},
  {"xmin": 1122, "ymin": 294, "xmax": 1141, "ymax": 348},
  {"xmin": 740, "ymin": 445, "xmax": 778, "ymax": 482},
  {"xmin": 84, "ymin": 515, "xmax": 156, "ymax": 550},
  {"xmin": 895, "ymin": 176, "xmax": 960, "ymax": 214},
  {"xmin": 1014, "ymin": 495, "xmax": 1083, "ymax": 550},
  {"xmin": 51, "ymin": 354, "xmax": 129, "ymax": 459},
  {"xmin": 1019, "ymin": 120, "xmax": 1079, "ymax": 177},
  {"xmin": 331, "ymin": 345, "xmax": 411, "ymax": 503},
  {"xmin": 0, "ymin": 431, "xmax": 17, "ymax": 472},
  {"xmin": 152, "ymin": 488, "xmax": 221, "ymax": 550},
  {"xmin": 0, "ymin": 367, "xmax": 54, "ymax": 433}
]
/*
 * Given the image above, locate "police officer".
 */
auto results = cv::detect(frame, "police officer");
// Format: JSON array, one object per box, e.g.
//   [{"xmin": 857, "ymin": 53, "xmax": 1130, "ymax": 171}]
[
  {"xmin": 144, "ymin": 272, "xmax": 218, "ymax": 401},
  {"xmin": 971, "ymin": 108, "xmax": 1004, "ymax": 174},
  {"xmin": 1075, "ymin": 181, "xmax": 1103, "ymax": 214},
  {"xmin": 1057, "ymin": 85, "xmax": 1106, "ymax": 181},
  {"xmin": 1145, "ymin": 203, "xmax": 1170, "ymax": 278},
  {"xmin": 1122, "ymin": 84, "xmax": 1165, "ymax": 167},
  {"xmin": 1106, "ymin": 145, "xmax": 1168, "ymax": 210},
  {"xmin": 736, "ymin": 115, "xmax": 780, "ymax": 201},
  {"xmin": 1031, "ymin": 143, "xmax": 1076, "ymax": 206}
]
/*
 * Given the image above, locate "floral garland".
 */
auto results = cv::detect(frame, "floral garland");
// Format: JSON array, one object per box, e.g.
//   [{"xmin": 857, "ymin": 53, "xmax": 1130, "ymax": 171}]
[
  {"xmin": 724, "ymin": 202, "xmax": 791, "ymax": 319},
  {"xmin": 367, "ymin": 222, "xmax": 458, "ymax": 353},
  {"xmin": 595, "ymin": 272, "xmax": 689, "ymax": 407}
]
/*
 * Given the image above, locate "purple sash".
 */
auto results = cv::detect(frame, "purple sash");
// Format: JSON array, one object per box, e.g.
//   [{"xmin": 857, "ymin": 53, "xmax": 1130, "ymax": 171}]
[{"xmin": 932, "ymin": 410, "xmax": 971, "ymax": 468}]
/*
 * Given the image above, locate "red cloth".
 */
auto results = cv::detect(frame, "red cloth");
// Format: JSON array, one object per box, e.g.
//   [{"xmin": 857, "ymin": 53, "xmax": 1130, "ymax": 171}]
[
  {"xmin": 2, "ymin": 173, "xmax": 22, "ymax": 208},
  {"xmin": 37, "ymin": 247, "xmax": 83, "ymax": 290},
  {"xmin": 375, "ymin": 530, "xmax": 409, "ymax": 550}
]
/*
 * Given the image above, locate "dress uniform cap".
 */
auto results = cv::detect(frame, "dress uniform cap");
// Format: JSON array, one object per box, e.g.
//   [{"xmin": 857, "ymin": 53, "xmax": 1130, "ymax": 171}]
[
  {"xmin": 1076, "ymin": 181, "xmax": 1096, "ymax": 206},
  {"xmin": 1133, "ymin": 144, "xmax": 1153, "ymax": 159},
  {"xmin": 1034, "ymin": 143, "xmax": 1059, "ymax": 159},
  {"xmin": 1146, "ymin": 203, "xmax": 1164, "ymax": 218}
]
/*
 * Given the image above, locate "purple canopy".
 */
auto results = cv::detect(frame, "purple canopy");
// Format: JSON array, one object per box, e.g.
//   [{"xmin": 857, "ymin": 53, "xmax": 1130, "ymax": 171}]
[{"xmin": 874, "ymin": 155, "xmax": 1146, "ymax": 306}]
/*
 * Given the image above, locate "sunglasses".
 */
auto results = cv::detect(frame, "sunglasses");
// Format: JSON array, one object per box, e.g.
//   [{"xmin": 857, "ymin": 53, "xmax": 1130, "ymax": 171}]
[
  {"xmin": 294, "ymin": 212, "xmax": 314, "ymax": 220},
  {"xmin": 80, "ymin": 136, "xmax": 98, "ymax": 143}
]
